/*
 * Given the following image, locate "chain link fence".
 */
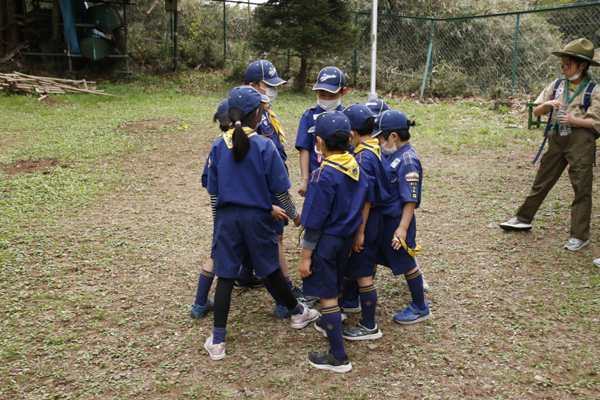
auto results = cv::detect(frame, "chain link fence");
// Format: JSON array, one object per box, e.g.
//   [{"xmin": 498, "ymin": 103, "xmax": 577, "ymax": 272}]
[{"xmin": 347, "ymin": 3, "xmax": 600, "ymax": 98}]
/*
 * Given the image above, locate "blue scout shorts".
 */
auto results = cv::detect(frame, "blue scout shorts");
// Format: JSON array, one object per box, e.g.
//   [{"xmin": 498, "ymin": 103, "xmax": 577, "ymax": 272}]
[
  {"xmin": 376, "ymin": 214, "xmax": 417, "ymax": 276},
  {"xmin": 345, "ymin": 207, "xmax": 383, "ymax": 278},
  {"xmin": 212, "ymin": 205, "xmax": 280, "ymax": 279},
  {"xmin": 302, "ymin": 233, "xmax": 353, "ymax": 299}
]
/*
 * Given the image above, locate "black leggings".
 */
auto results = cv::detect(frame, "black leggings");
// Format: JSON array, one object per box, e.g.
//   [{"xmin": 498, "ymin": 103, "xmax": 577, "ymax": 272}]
[{"xmin": 214, "ymin": 267, "xmax": 299, "ymax": 328}]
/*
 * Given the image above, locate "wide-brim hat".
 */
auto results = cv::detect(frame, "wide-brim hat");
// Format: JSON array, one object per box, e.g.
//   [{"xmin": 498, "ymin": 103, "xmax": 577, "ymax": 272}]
[{"xmin": 552, "ymin": 38, "xmax": 600, "ymax": 67}]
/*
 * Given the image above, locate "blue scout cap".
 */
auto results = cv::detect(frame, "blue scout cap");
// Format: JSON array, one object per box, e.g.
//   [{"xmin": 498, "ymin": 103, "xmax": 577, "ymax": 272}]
[
  {"xmin": 373, "ymin": 110, "xmax": 408, "ymax": 137},
  {"xmin": 216, "ymin": 99, "xmax": 229, "ymax": 123},
  {"xmin": 308, "ymin": 111, "xmax": 351, "ymax": 142},
  {"xmin": 364, "ymin": 99, "xmax": 389, "ymax": 116},
  {"xmin": 244, "ymin": 60, "xmax": 287, "ymax": 86},
  {"xmin": 228, "ymin": 85, "xmax": 262, "ymax": 119},
  {"xmin": 342, "ymin": 103, "xmax": 375, "ymax": 130},
  {"xmin": 313, "ymin": 67, "xmax": 346, "ymax": 93}
]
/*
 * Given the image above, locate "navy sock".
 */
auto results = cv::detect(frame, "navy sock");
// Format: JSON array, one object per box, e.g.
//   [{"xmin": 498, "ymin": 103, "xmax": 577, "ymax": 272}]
[
  {"xmin": 405, "ymin": 268, "xmax": 425, "ymax": 310},
  {"xmin": 359, "ymin": 284, "xmax": 377, "ymax": 329},
  {"xmin": 290, "ymin": 303, "xmax": 303, "ymax": 316},
  {"xmin": 237, "ymin": 264, "xmax": 253, "ymax": 283},
  {"xmin": 339, "ymin": 277, "xmax": 359, "ymax": 306},
  {"xmin": 286, "ymin": 275, "xmax": 294, "ymax": 288},
  {"xmin": 194, "ymin": 268, "xmax": 215, "ymax": 307},
  {"xmin": 322, "ymin": 305, "xmax": 345, "ymax": 360},
  {"xmin": 260, "ymin": 276, "xmax": 285, "ymax": 307},
  {"xmin": 213, "ymin": 327, "xmax": 226, "ymax": 344}
]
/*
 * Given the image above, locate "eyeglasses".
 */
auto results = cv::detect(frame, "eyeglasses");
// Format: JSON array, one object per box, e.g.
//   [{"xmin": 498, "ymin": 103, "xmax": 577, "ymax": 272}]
[{"xmin": 560, "ymin": 63, "xmax": 572, "ymax": 70}]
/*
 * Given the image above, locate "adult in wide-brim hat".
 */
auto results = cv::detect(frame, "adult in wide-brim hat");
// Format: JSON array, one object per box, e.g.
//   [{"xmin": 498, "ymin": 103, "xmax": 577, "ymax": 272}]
[{"xmin": 551, "ymin": 38, "xmax": 600, "ymax": 67}]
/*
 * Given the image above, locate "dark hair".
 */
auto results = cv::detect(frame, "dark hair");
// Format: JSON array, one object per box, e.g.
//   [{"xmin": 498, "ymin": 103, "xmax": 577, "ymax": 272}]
[
  {"xmin": 244, "ymin": 79, "xmax": 262, "ymax": 87},
  {"xmin": 228, "ymin": 104, "xmax": 264, "ymax": 162},
  {"xmin": 569, "ymin": 56, "xmax": 590, "ymax": 75},
  {"xmin": 379, "ymin": 119, "xmax": 416, "ymax": 142},
  {"xmin": 213, "ymin": 113, "xmax": 230, "ymax": 132},
  {"xmin": 322, "ymin": 130, "xmax": 350, "ymax": 152},
  {"xmin": 355, "ymin": 117, "xmax": 375, "ymax": 137}
]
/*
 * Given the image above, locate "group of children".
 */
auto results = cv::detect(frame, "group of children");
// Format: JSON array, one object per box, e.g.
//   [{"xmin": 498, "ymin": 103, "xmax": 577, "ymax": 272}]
[{"xmin": 192, "ymin": 61, "xmax": 431, "ymax": 373}]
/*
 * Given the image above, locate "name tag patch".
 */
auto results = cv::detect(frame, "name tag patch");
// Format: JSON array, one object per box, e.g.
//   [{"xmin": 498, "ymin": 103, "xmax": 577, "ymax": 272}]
[{"xmin": 390, "ymin": 158, "xmax": 401, "ymax": 168}]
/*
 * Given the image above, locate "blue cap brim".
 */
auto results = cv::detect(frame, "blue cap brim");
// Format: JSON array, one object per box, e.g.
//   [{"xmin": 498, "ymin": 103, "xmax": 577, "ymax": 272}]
[
  {"xmin": 308, "ymin": 126, "xmax": 316, "ymax": 133},
  {"xmin": 372, "ymin": 130, "xmax": 383, "ymax": 138},
  {"xmin": 260, "ymin": 94, "xmax": 270, "ymax": 103},
  {"xmin": 263, "ymin": 77, "xmax": 287, "ymax": 86},
  {"xmin": 312, "ymin": 83, "xmax": 342, "ymax": 93}
]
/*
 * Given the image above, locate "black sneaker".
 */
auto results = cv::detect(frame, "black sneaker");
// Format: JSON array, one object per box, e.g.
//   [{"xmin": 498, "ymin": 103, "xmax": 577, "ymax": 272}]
[
  {"xmin": 234, "ymin": 274, "xmax": 264, "ymax": 289},
  {"xmin": 292, "ymin": 285, "xmax": 307, "ymax": 301},
  {"xmin": 308, "ymin": 349, "xmax": 352, "ymax": 373},
  {"xmin": 342, "ymin": 321, "xmax": 382, "ymax": 341}
]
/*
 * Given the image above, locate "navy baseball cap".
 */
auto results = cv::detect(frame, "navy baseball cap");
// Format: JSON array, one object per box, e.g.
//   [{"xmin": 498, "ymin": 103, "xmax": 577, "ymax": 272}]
[
  {"xmin": 244, "ymin": 60, "xmax": 287, "ymax": 86},
  {"xmin": 228, "ymin": 86, "xmax": 262, "ymax": 119},
  {"xmin": 216, "ymin": 99, "xmax": 229, "ymax": 123},
  {"xmin": 373, "ymin": 110, "xmax": 408, "ymax": 137},
  {"xmin": 313, "ymin": 67, "xmax": 346, "ymax": 93},
  {"xmin": 308, "ymin": 111, "xmax": 351, "ymax": 143},
  {"xmin": 342, "ymin": 103, "xmax": 375, "ymax": 130},
  {"xmin": 364, "ymin": 99, "xmax": 389, "ymax": 116}
]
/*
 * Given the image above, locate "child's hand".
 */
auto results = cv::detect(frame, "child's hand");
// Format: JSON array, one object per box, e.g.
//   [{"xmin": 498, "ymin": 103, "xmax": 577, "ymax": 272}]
[
  {"xmin": 298, "ymin": 180, "xmax": 308, "ymax": 197},
  {"xmin": 271, "ymin": 205, "xmax": 288, "ymax": 221},
  {"xmin": 293, "ymin": 213, "xmax": 302, "ymax": 227},
  {"xmin": 392, "ymin": 227, "xmax": 407, "ymax": 251},
  {"xmin": 298, "ymin": 258, "xmax": 312, "ymax": 278},
  {"xmin": 544, "ymin": 99, "xmax": 561, "ymax": 111},
  {"xmin": 556, "ymin": 112, "xmax": 576, "ymax": 125},
  {"xmin": 353, "ymin": 231, "xmax": 364, "ymax": 253}
]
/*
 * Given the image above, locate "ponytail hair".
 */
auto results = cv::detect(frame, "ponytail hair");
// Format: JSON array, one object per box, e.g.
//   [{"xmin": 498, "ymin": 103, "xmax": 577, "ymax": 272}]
[{"xmin": 228, "ymin": 103, "xmax": 264, "ymax": 162}]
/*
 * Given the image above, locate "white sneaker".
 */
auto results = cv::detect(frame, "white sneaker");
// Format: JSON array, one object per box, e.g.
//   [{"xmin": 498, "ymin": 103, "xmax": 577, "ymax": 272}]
[
  {"xmin": 499, "ymin": 217, "xmax": 532, "ymax": 231},
  {"xmin": 290, "ymin": 304, "xmax": 320, "ymax": 329},
  {"xmin": 564, "ymin": 238, "xmax": 589, "ymax": 251},
  {"xmin": 422, "ymin": 277, "xmax": 430, "ymax": 292},
  {"xmin": 593, "ymin": 258, "xmax": 600, "ymax": 267},
  {"xmin": 204, "ymin": 335, "xmax": 226, "ymax": 361}
]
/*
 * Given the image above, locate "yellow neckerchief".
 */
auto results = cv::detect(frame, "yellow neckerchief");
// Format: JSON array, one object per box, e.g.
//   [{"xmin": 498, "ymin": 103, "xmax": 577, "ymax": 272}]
[
  {"xmin": 223, "ymin": 126, "xmax": 257, "ymax": 149},
  {"xmin": 321, "ymin": 152, "xmax": 360, "ymax": 181},
  {"xmin": 264, "ymin": 105, "xmax": 286, "ymax": 146},
  {"xmin": 393, "ymin": 236, "xmax": 421, "ymax": 258},
  {"xmin": 353, "ymin": 139, "xmax": 381, "ymax": 161}
]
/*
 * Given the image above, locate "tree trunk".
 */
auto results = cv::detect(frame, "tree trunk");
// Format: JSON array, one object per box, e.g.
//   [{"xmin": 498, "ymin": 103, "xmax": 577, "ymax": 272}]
[
  {"xmin": 51, "ymin": 0, "xmax": 62, "ymax": 42},
  {"xmin": 295, "ymin": 56, "xmax": 308, "ymax": 93}
]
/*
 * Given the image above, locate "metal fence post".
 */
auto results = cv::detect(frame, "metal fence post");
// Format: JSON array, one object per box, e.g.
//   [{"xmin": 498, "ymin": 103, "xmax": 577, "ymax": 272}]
[
  {"xmin": 223, "ymin": 1, "xmax": 227, "ymax": 64},
  {"xmin": 354, "ymin": 12, "xmax": 358, "ymax": 87},
  {"xmin": 511, "ymin": 13, "xmax": 521, "ymax": 95},
  {"xmin": 420, "ymin": 20, "xmax": 435, "ymax": 99},
  {"xmin": 281, "ymin": 49, "xmax": 286, "ymax": 76}
]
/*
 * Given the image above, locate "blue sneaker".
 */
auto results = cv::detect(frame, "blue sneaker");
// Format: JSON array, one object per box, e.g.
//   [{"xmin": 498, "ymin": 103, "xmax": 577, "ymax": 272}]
[
  {"xmin": 190, "ymin": 298, "xmax": 213, "ymax": 319},
  {"xmin": 394, "ymin": 301, "xmax": 432, "ymax": 325},
  {"xmin": 274, "ymin": 304, "xmax": 291, "ymax": 319},
  {"xmin": 342, "ymin": 297, "xmax": 361, "ymax": 314}
]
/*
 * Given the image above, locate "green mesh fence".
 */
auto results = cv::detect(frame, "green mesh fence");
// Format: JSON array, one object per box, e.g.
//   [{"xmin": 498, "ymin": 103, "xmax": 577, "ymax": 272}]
[{"xmin": 347, "ymin": 4, "xmax": 600, "ymax": 97}]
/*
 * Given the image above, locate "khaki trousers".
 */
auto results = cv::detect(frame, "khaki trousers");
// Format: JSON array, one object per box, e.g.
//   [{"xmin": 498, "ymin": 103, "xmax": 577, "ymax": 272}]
[{"xmin": 516, "ymin": 127, "xmax": 596, "ymax": 240}]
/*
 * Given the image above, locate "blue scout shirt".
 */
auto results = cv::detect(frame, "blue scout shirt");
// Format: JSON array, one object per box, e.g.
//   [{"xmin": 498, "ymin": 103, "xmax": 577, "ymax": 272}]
[
  {"xmin": 207, "ymin": 125, "xmax": 290, "ymax": 210},
  {"xmin": 352, "ymin": 139, "xmax": 392, "ymax": 207},
  {"xmin": 295, "ymin": 104, "xmax": 345, "ymax": 173},
  {"xmin": 257, "ymin": 104, "xmax": 287, "ymax": 163},
  {"xmin": 380, "ymin": 142, "xmax": 422, "ymax": 218},
  {"xmin": 301, "ymin": 153, "xmax": 368, "ymax": 238}
]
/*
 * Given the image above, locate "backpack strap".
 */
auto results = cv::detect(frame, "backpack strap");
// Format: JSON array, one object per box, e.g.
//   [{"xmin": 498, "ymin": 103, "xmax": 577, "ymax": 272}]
[
  {"xmin": 553, "ymin": 78, "xmax": 563, "ymax": 100},
  {"xmin": 533, "ymin": 79, "xmax": 563, "ymax": 165},
  {"xmin": 579, "ymin": 80, "xmax": 596, "ymax": 113}
]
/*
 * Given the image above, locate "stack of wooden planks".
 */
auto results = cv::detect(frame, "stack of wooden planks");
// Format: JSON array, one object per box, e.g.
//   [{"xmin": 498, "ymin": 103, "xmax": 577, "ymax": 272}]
[{"xmin": 0, "ymin": 72, "xmax": 112, "ymax": 98}]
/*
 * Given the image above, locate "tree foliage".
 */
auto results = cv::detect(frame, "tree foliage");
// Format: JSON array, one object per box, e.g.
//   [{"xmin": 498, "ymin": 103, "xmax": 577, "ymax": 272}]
[{"xmin": 251, "ymin": 0, "xmax": 359, "ymax": 91}]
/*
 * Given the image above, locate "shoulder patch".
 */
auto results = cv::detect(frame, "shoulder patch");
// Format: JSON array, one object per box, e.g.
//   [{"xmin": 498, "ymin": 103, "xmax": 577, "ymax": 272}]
[
  {"xmin": 403, "ymin": 152, "xmax": 413, "ymax": 165},
  {"xmin": 309, "ymin": 105, "xmax": 317, "ymax": 110},
  {"xmin": 390, "ymin": 158, "xmax": 401, "ymax": 169},
  {"xmin": 405, "ymin": 171, "xmax": 420, "ymax": 182}
]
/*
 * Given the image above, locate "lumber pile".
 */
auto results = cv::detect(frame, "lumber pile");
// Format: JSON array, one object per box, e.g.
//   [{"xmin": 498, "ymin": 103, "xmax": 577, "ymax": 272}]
[{"xmin": 0, "ymin": 72, "xmax": 113, "ymax": 98}]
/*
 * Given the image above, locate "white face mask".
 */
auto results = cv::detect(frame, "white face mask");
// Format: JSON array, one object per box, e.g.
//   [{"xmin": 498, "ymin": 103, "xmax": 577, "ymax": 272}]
[
  {"xmin": 315, "ymin": 139, "xmax": 323, "ymax": 156},
  {"xmin": 317, "ymin": 97, "xmax": 341, "ymax": 111},
  {"xmin": 381, "ymin": 140, "xmax": 397, "ymax": 156},
  {"xmin": 568, "ymin": 65, "xmax": 584, "ymax": 81},
  {"xmin": 264, "ymin": 86, "xmax": 278, "ymax": 102}
]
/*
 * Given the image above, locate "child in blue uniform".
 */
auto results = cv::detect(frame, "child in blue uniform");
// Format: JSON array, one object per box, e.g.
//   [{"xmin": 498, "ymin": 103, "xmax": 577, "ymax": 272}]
[
  {"xmin": 333, "ymin": 103, "xmax": 392, "ymax": 340},
  {"xmin": 204, "ymin": 86, "xmax": 319, "ymax": 360},
  {"xmin": 243, "ymin": 60, "xmax": 310, "ymax": 312},
  {"xmin": 373, "ymin": 110, "xmax": 432, "ymax": 325},
  {"xmin": 296, "ymin": 67, "xmax": 347, "ymax": 197},
  {"xmin": 364, "ymin": 98, "xmax": 389, "ymax": 117},
  {"xmin": 299, "ymin": 111, "xmax": 368, "ymax": 373}
]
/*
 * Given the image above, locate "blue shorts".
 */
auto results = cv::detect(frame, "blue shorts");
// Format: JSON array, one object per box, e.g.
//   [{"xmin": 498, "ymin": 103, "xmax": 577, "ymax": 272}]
[
  {"xmin": 376, "ymin": 214, "xmax": 417, "ymax": 276},
  {"xmin": 345, "ymin": 207, "xmax": 383, "ymax": 278},
  {"xmin": 302, "ymin": 233, "xmax": 353, "ymax": 299},
  {"xmin": 212, "ymin": 205, "xmax": 280, "ymax": 279},
  {"xmin": 275, "ymin": 217, "xmax": 287, "ymax": 235}
]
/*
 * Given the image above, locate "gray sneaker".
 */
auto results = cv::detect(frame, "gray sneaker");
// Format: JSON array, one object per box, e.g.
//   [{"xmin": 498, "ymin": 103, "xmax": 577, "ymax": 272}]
[
  {"xmin": 499, "ymin": 217, "xmax": 532, "ymax": 231},
  {"xmin": 593, "ymin": 258, "xmax": 600, "ymax": 267},
  {"xmin": 204, "ymin": 335, "xmax": 226, "ymax": 361},
  {"xmin": 290, "ymin": 305, "xmax": 320, "ymax": 329},
  {"xmin": 342, "ymin": 321, "xmax": 382, "ymax": 341},
  {"xmin": 564, "ymin": 238, "xmax": 589, "ymax": 251}
]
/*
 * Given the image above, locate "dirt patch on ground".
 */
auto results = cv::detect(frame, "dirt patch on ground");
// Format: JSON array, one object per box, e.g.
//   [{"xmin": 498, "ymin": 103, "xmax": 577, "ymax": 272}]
[
  {"xmin": 1, "ymin": 158, "xmax": 68, "ymax": 175},
  {"xmin": 119, "ymin": 119, "xmax": 175, "ymax": 133}
]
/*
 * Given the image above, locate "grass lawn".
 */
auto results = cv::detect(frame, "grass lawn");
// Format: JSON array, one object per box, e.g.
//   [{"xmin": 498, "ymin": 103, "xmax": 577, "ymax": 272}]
[{"xmin": 1, "ymin": 75, "xmax": 599, "ymax": 399}]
